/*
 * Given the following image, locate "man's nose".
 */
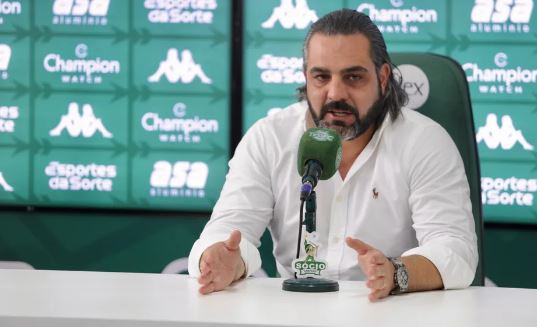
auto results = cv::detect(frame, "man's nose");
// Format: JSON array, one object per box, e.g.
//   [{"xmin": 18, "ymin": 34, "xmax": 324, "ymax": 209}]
[{"xmin": 326, "ymin": 78, "xmax": 349, "ymax": 102}]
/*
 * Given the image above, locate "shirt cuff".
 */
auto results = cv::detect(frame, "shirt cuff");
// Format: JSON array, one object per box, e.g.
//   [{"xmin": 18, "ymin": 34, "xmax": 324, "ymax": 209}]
[
  {"xmin": 188, "ymin": 233, "xmax": 262, "ymax": 278},
  {"xmin": 402, "ymin": 242, "xmax": 476, "ymax": 289}
]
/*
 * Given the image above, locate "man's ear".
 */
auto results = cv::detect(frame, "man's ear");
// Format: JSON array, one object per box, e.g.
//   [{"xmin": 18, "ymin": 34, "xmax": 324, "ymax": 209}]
[{"xmin": 379, "ymin": 63, "xmax": 390, "ymax": 95}]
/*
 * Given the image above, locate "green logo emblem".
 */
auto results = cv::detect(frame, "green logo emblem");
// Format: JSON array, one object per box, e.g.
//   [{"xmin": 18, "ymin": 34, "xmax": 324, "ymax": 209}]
[
  {"xmin": 292, "ymin": 233, "xmax": 328, "ymax": 277},
  {"xmin": 310, "ymin": 129, "xmax": 333, "ymax": 142}
]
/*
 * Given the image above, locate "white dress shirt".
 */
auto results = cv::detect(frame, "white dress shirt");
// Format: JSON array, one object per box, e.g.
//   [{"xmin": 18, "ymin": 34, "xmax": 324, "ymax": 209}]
[{"xmin": 189, "ymin": 101, "xmax": 478, "ymax": 289}]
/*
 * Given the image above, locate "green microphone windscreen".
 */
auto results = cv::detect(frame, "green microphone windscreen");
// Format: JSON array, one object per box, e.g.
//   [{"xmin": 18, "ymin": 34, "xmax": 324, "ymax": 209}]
[{"xmin": 297, "ymin": 128, "xmax": 342, "ymax": 180}]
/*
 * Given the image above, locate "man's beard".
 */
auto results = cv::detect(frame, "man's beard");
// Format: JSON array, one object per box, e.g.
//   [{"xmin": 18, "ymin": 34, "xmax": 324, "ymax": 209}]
[{"xmin": 307, "ymin": 89, "xmax": 385, "ymax": 141}]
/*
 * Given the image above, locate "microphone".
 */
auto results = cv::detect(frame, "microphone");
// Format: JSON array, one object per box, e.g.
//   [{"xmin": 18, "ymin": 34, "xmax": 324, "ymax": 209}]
[{"xmin": 297, "ymin": 128, "xmax": 342, "ymax": 200}]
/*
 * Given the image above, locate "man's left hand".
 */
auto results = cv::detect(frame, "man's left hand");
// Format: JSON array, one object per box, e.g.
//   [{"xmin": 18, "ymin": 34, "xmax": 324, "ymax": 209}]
[{"xmin": 345, "ymin": 237, "xmax": 394, "ymax": 302}]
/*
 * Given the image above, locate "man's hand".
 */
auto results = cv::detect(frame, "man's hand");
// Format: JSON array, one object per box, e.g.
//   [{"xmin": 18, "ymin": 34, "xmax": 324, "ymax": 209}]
[
  {"xmin": 345, "ymin": 237, "xmax": 394, "ymax": 302},
  {"xmin": 198, "ymin": 230, "xmax": 246, "ymax": 295}
]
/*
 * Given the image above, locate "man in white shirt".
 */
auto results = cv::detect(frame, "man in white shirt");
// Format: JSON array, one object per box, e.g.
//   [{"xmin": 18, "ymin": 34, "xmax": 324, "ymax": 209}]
[{"xmin": 189, "ymin": 9, "xmax": 478, "ymax": 301}]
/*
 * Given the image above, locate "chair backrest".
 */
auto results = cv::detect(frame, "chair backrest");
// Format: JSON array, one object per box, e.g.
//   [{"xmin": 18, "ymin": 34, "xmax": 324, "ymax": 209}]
[{"xmin": 390, "ymin": 53, "xmax": 484, "ymax": 286}]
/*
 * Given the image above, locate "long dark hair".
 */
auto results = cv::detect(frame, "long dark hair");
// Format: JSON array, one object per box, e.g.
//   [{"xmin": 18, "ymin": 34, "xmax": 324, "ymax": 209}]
[{"xmin": 298, "ymin": 9, "xmax": 407, "ymax": 123}]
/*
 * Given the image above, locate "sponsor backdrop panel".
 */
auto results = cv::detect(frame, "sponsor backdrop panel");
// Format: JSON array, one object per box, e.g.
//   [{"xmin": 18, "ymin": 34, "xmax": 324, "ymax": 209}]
[
  {"xmin": 243, "ymin": 95, "xmax": 297, "ymax": 132},
  {"xmin": 134, "ymin": 0, "xmax": 231, "ymax": 36},
  {"xmin": 132, "ymin": 96, "xmax": 228, "ymax": 152},
  {"xmin": 35, "ymin": 0, "xmax": 128, "ymax": 34},
  {"xmin": 0, "ymin": 36, "xmax": 30, "ymax": 87},
  {"xmin": 35, "ymin": 37, "xmax": 129, "ymax": 90},
  {"xmin": 0, "ymin": 92, "xmax": 30, "ymax": 145},
  {"xmin": 0, "ymin": 0, "xmax": 29, "ymax": 32},
  {"xmin": 244, "ymin": 0, "xmax": 338, "ymax": 40},
  {"xmin": 34, "ymin": 94, "xmax": 128, "ymax": 148},
  {"xmin": 481, "ymin": 162, "xmax": 537, "ymax": 224},
  {"xmin": 452, "ymin": 0, "xmax": 537, "ymax": 42},
  {"xmin": 474, "ymin": 103, "xmax": 537, "ymax": 161},
  {"xmin": 452, "ymin": 46, "xmax": 537, "ymax": 102},
  {"xmin": 0, "ymin": 148, "xmax": 29, "ymax": 202},
  {"xmin": 351, "ymin": 0, "xmax": 447, "ymax": 42},
  {"xmin": 33, "ymin": 150, "xmax": 128, "ymax": 207},
  {"xmin": 131, "ymin": 152, "xmax": 227, "ymax": 210}
]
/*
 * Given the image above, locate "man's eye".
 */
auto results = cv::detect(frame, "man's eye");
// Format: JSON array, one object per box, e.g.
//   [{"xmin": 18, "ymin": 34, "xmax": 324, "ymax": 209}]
[
  {"xmin": 314, "ymin": 74, "xmax": 329, "ymax": 81},
  {"xmin": 347, "ymin": 74, "xmax": 362, "ymax": 81}
]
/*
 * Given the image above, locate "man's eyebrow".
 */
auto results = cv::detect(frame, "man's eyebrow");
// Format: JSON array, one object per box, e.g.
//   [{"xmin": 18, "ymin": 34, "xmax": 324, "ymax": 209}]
[
  {"xmin": 341, "ymin": 66, "xmax": 368, "ymax": 74},
  {"xmin": 309, "ymin": 67, "xmax": 330, "ymax": 74}
]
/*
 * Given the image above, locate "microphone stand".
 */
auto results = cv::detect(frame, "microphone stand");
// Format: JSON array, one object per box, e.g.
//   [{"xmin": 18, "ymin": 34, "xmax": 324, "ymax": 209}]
[{"xmin": 282, "ymin": 191, "xmax": 339, "ymax": 292}]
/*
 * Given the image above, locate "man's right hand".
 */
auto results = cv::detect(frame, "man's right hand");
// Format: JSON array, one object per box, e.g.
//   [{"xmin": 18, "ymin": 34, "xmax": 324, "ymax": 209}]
[{"xmin": 197, "ymin": 230, "xmax": 246, "ymax": 295}]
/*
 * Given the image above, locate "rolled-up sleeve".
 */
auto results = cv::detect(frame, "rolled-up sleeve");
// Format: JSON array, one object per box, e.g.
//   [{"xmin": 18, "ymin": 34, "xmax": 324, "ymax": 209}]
[{"xmin": 403, "ymin": 124, "xmax": 478, "ymax": 289}]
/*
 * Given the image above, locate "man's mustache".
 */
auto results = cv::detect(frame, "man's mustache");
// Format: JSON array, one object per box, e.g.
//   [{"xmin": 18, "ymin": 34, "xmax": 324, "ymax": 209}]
[{"xmin": 320, "ymin": 101, "xmax": 359, "ymax": 119}]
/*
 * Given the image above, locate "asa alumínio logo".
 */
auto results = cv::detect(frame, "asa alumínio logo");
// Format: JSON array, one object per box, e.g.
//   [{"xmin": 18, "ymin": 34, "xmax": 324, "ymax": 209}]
[
  {"xmin": 148, "ymin": 48, "xmax": 212, "ymax": 84},
  {"xmin": 0, "ymin": 43, "xmax": 11, "ymax": 80},
  {"xmin": 149, "ymin": 161, "xmax": 208, "ymax": 199},
  {"xmin": 0, "ymin": 105, "xmax": 18, "ymax": 134},
  {"xmin": 481, "ymin": 176, "xmax": 537, "ymax": 206},
  {"xmin": 462, "ymin": 52, "xmax": 537, "ymax": 95},
  {"xmin": 257, "ymin": 54, "xmax": 304, "ymax": 84},
  {"xmin": 0, "ymin": 1, "xmax": 21, "ymax": 25},
  {"xmin": 45, "ymin": 161, "xmax": 117, "ymax": 192},
  {"xmin": 261, "ymin": 0, "xmax": 318, "ymax": 30},
  {"xmin": 0, "ymin": 171, "xmax": 14, "ymax": 192},
  {"xmin": 49, "ymin": 102, "xmax": 113, "ymax": 139},
  {"xmin": 52, "ymin": 0, "xmax": 110, "ymax": 26},
  {"xmin": 476, "ymin": 113, "xmax": 534, "ymax": 151},
  {"xmin": 470, "ymin": 0, "xmax": 533, "ymax": 33},
  {"xmin": 144, "ymin": 0, "xmax": 218, "ymax": 24},
  {"xmin": 394, "ymin": 64, "xmax": 430, "ymax": 110},
  {"xmin": 43, "ymin": 43, "xmax": 121, "ymax": 84},
  {"xmin": 357, "ymin": 0, "xmax": 439, "ymax": 34},
  {"xmin": 141, "ymin": 102, "xmax": 219, "ymax": 144}
]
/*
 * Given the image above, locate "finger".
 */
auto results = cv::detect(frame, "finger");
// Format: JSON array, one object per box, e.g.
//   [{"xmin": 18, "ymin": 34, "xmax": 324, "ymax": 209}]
[
  {"xmin": 224, "ymin": 230, "xmax": 242, "ymax": 251},
  {"xmin": 368, "ymin": 288, "xmax": 390, "ymax": 302},
  {"xmin": 367, "ymin": 252, "xmax": 387, "ymax": 265},
  {"xmin": 199, "ymin": 259, "xmax": 211, "ymax": 274},
  {"xmin": 198, "ymin": 270, "xmax": 214, "ymax": 285},
  {"xmin": 345, "ymin": 237, "xmax": 373, "ymax": 255},
  {"xmin": 199, "ymin": 282, "xmax": 216, "ymax": 295},
  {"xmin": 366, "ymin": 265, "xmax": 387, "ymax": 280},
  {"xmin": 366, "ymin": 277, "xmax": 387, "ymax": 290}
]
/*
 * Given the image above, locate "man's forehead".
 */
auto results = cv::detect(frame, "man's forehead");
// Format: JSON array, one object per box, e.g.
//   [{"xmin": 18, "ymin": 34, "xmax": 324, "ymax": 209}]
[{"xmin": 306, "ymin": 33, "xmax": 373, "ymax": 68}]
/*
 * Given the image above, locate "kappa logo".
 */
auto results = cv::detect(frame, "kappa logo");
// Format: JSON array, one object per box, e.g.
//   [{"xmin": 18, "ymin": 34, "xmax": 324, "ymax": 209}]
[
  {"xmin": 261, "ymin": 0, "xmax": 318, "ymax": 29},
  {"xmin": 49, "ymin": 102, "xmax": 113, "ymax": 138},
  {"xmin": 395, "ymin": 64, "xmax": 430, "ymax": 110},
  {"xmin": 0, "ymin": 44, "xmax": 11, "ymax": 80},
  {"xmin": 0, "ymin": 171, "xmax": 14, "ymax": 192},
  {"xmin": 476, "ymin": 113, "xmax": 534, "ymax": 151},
  {"xmin": 148, "ymin": 48, "xmax": 212, "ymax": 84},
  {"xmin": 52, "ymin": 0, "xmax": 110, "ymax": 25},
  {"xmin": 463, "ymin": 52, "xmax": 537, "ymax": 95},
  {"xmin": 149, "ymin": 161, "xmax": 208, "ymax": 198},
  {"xmin": 470, "ymin": 0, "xmax": 533, "ymax": 33}
]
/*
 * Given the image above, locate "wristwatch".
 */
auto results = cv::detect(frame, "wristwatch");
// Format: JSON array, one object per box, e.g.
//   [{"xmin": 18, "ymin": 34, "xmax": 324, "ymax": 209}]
[{"xmin": 388, "ymin": 257, "xmax": 409, "ymax": 295}]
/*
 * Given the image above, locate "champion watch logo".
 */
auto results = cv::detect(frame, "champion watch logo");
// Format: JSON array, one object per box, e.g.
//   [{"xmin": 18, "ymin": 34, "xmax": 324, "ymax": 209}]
[
  {"xmin": 148, "ymin": 48, "xmax": 212, "ymax": 84},
  {"xmin": 357, "ymin": 0, "xmax": 439, "ymax": 34},
  {"xmin": 0, "ymin": 1, "xmax": 22, "ymax": 25},
  {"xmin": 43, "ymin": 43, "xmax": 121, "ymax": 84},
  {"xmin": 52, "ymin": 0, "xmax": 110, "ymax": 26},
  {"xmin": 0, "ymin": 44, "xmax": 11, "ymax": 80},
  {"xmin": 261, "ymin": 0, "xmax": 318, "ymax": 29},
  {"xmin": 141, "ymin": 102, "xmax": 219, "ymax": 144},
  {"xmin": 476, "ymin": 113, "xmax": 534, "ymax": 151},
  {"xmin": 149, "ymin": 161, "xmax": 208, "ymax": 198},
  {"xmin": 144, "ymin": 0, "xmax": 218, "ymax": 24},
  {"xmin": 470, "ymin": 0, "xmax": 533, "ymax": 33},
  {"xmin": 0, "ymin": 171, "xmax": 14, "ymax": 192},
  {"xmin": 49, "ymin": 102, "xmax": 113, "ymax": 138},
  {"xmin": 463, "ymin": 52, "xmax": 537, "ymax": 95}
]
